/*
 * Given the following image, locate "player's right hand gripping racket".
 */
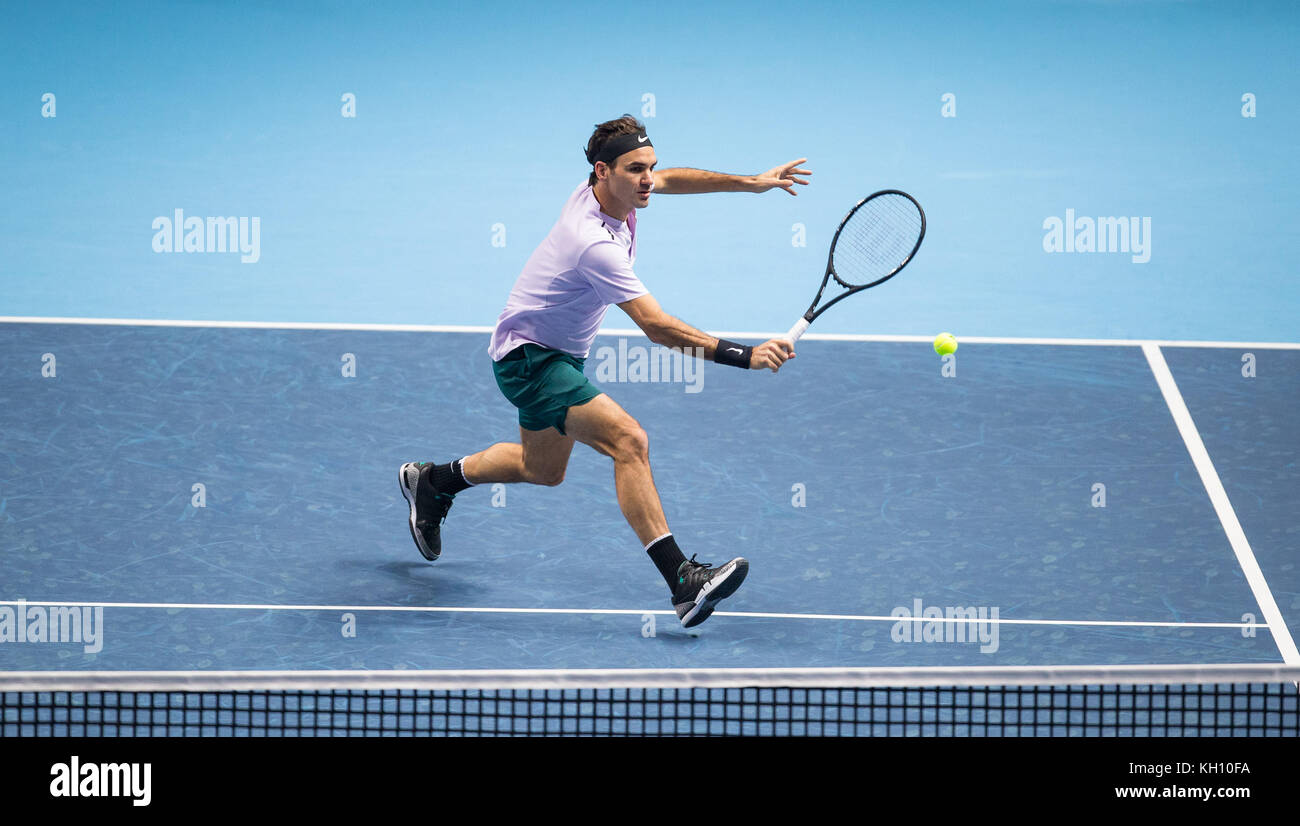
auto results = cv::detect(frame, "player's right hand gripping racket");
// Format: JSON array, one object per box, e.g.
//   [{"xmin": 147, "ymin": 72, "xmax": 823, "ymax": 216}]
[{"xmin": 783, "ymin": 190, "xmax": 926, "ymax": 345}]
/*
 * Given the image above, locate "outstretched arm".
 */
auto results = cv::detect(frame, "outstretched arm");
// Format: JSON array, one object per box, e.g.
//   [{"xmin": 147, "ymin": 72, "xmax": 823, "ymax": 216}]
[
  {"xmin": 652, "ymin": 159, "xmax": 812, "ymax": 196},
  {"xmin": 618, "ymin": 294, "xmax": 794, "ymax": 372}
]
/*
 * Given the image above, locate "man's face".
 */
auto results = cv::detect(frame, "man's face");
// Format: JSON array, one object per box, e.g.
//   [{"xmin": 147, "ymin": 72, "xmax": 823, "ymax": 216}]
[{"xmin": 599, "ymin": 146, "xmax": 656, "ymax": 213}]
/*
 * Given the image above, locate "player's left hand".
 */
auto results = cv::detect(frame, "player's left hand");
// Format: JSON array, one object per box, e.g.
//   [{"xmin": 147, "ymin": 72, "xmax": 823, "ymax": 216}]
[{"xmin": 751, "ymin": 159, "xmax": 812, "ymax": 196}]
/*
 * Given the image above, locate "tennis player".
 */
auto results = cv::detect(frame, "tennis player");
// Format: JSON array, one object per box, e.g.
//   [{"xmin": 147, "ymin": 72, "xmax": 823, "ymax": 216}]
[{"xmin": 401, "ymin": 115, "xmax": 808, "ymax": 627}]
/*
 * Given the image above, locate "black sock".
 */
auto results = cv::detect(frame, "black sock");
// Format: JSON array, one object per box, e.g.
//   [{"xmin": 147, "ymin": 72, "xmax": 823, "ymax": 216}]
[
  {"xmin": 646, "ymin": 534, "xmax": 688, "ymax": 591},
  {"xmin": 428, "ymin": 459, "xmax": 473, "ymax": 495}
]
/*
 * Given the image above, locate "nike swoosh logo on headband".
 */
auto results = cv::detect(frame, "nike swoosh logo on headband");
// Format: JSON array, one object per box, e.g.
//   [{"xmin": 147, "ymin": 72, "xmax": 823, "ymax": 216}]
[{"xmin": 638, "ymin": 135, "xmax": 649, "ymax": 143}]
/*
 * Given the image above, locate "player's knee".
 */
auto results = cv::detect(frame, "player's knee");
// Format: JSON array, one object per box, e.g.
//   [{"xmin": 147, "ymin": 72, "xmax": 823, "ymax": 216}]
[
  {"xmin": 520, "ymin": 456, "xmax": 566, "ymax": 486},
  {"xmin": 530, "ymin": 466, "xmax": 566, "ymax": 487},
  {"xmin": 612, "ymin": 424, "xmax": 650, "ymax": 464}
]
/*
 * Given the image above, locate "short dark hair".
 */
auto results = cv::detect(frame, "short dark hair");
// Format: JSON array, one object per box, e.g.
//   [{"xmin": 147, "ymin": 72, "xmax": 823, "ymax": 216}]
[{"xmin": 585, "ymin": 114, "xmax": 646, "ymax": 186}]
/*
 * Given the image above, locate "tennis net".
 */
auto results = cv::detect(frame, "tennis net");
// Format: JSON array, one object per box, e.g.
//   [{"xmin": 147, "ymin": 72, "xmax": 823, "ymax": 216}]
[{"xmin": 3, "ymin": 665, "xmax": 1297, "ymax": 737}]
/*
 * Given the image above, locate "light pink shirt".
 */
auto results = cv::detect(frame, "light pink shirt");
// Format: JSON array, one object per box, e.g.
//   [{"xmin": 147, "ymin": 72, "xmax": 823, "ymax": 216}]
[{"xmin": 489, "ymin": 183, "xmax": 649, "ymax": 360}]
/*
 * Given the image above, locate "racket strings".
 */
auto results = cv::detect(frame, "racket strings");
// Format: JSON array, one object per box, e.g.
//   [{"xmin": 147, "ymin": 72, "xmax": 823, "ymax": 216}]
[{"xmin": 831, "ymin": 193, "xmax": 924, "ymax": 288}]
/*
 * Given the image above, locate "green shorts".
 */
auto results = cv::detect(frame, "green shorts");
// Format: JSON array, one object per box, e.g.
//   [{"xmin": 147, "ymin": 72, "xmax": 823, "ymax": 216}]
[{"xmin": 493, "ymin": 344, "xmax": 602, "ymax": 435}]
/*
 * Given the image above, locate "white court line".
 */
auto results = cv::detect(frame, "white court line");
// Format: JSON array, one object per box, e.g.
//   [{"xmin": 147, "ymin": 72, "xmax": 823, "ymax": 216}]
[
  {"xmin": 2, "ymin": 315, "xmax": 1298, "ymax": 350},
  {"xmin": 3, "ymin": 663, "xmax": 1299, "ymax": 693},
  {"xmin": 0, "ymin": 599, "xmax": 1265, "ymax": 630},
  {"xmin": 1143, "ymin": 344, "xmax": 1299, "ymax": 665},
  {"xmin": 0, "ymin": 316, "xmax": 492, "ymax": 333}
]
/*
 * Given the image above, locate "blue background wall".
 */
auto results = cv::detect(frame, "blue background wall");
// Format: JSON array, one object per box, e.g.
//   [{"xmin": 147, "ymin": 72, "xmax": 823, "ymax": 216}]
[{"xmin": 3, "ymin": 0, "xmax": 1296, "ymax": 340}]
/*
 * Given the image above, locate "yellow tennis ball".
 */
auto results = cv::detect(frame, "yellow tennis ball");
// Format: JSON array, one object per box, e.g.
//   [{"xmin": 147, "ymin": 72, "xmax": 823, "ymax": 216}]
[{"xmin": 933, "ymin": 332, "xmax": 958, "ymax": 355}]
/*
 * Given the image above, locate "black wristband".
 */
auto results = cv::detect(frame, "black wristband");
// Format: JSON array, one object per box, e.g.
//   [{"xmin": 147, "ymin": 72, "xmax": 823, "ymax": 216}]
[{"xmin": 714, "ymin": 339, "xmax": 752, "ymax": 369}]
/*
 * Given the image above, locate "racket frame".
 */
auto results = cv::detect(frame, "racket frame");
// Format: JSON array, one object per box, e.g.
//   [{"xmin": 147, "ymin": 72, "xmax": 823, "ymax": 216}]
[{"xmin": 784, "ymin": 189, "xmax": 926, "ymax": 344}]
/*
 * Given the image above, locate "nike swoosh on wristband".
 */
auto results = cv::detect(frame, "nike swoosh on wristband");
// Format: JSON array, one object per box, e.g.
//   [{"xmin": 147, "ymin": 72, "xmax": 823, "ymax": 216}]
[{"xmin": 727, "ymin": 347, "xmax": 742, "ymax": 354}]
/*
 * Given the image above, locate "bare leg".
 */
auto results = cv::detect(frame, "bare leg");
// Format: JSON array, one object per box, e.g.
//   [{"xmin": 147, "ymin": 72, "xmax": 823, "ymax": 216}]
[
  {"xmin": 461, "ymin": 426, "xmax": 576, "ymax": 487},
  {"xmin": 562, "ymin": 394, "xmax": 670, "ymax": 546}
]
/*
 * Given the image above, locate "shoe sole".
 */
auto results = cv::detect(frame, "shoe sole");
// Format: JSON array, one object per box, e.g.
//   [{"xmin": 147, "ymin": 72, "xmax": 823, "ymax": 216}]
[
  {"xmin": 678, "ymin": 557, "xmax": 749, "ymax": 628},
  {"xmin": 398, "ymin": 463, "xmax": 439, "ymax": 561}
]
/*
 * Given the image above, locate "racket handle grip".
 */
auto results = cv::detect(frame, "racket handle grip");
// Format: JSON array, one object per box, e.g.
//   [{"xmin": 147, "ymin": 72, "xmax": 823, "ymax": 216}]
[{"xmin": 783, "ymin": 317, "xmax": 810, "ymax": 345}]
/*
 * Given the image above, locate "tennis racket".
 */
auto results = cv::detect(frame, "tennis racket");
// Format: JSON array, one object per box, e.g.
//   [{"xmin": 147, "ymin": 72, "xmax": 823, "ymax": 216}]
[{"xmin": 783, "ymin": 190, "xmax": 926, "ymax": 344}]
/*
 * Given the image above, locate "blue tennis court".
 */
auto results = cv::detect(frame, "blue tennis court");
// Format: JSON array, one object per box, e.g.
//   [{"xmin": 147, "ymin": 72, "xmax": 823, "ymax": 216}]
[{"xmin": 2, "ymin": 320, "xmax": 1295, "ymax": 683}]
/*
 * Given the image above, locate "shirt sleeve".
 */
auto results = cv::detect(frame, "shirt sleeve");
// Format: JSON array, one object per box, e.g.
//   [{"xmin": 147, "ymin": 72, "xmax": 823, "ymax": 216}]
[{"xmin": 577, "ymin": 240, "xmax": 649, "ymax": 305}]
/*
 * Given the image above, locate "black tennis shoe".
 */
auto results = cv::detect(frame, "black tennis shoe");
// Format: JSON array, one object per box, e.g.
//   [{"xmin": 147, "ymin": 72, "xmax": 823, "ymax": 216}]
[
  {"xmin": 672, "ymin": 554, "xmax": 749, "ymax": 628},
  {"xmin": 398, "ymin": 461, "xmax": 455, "ymax": 561}
]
